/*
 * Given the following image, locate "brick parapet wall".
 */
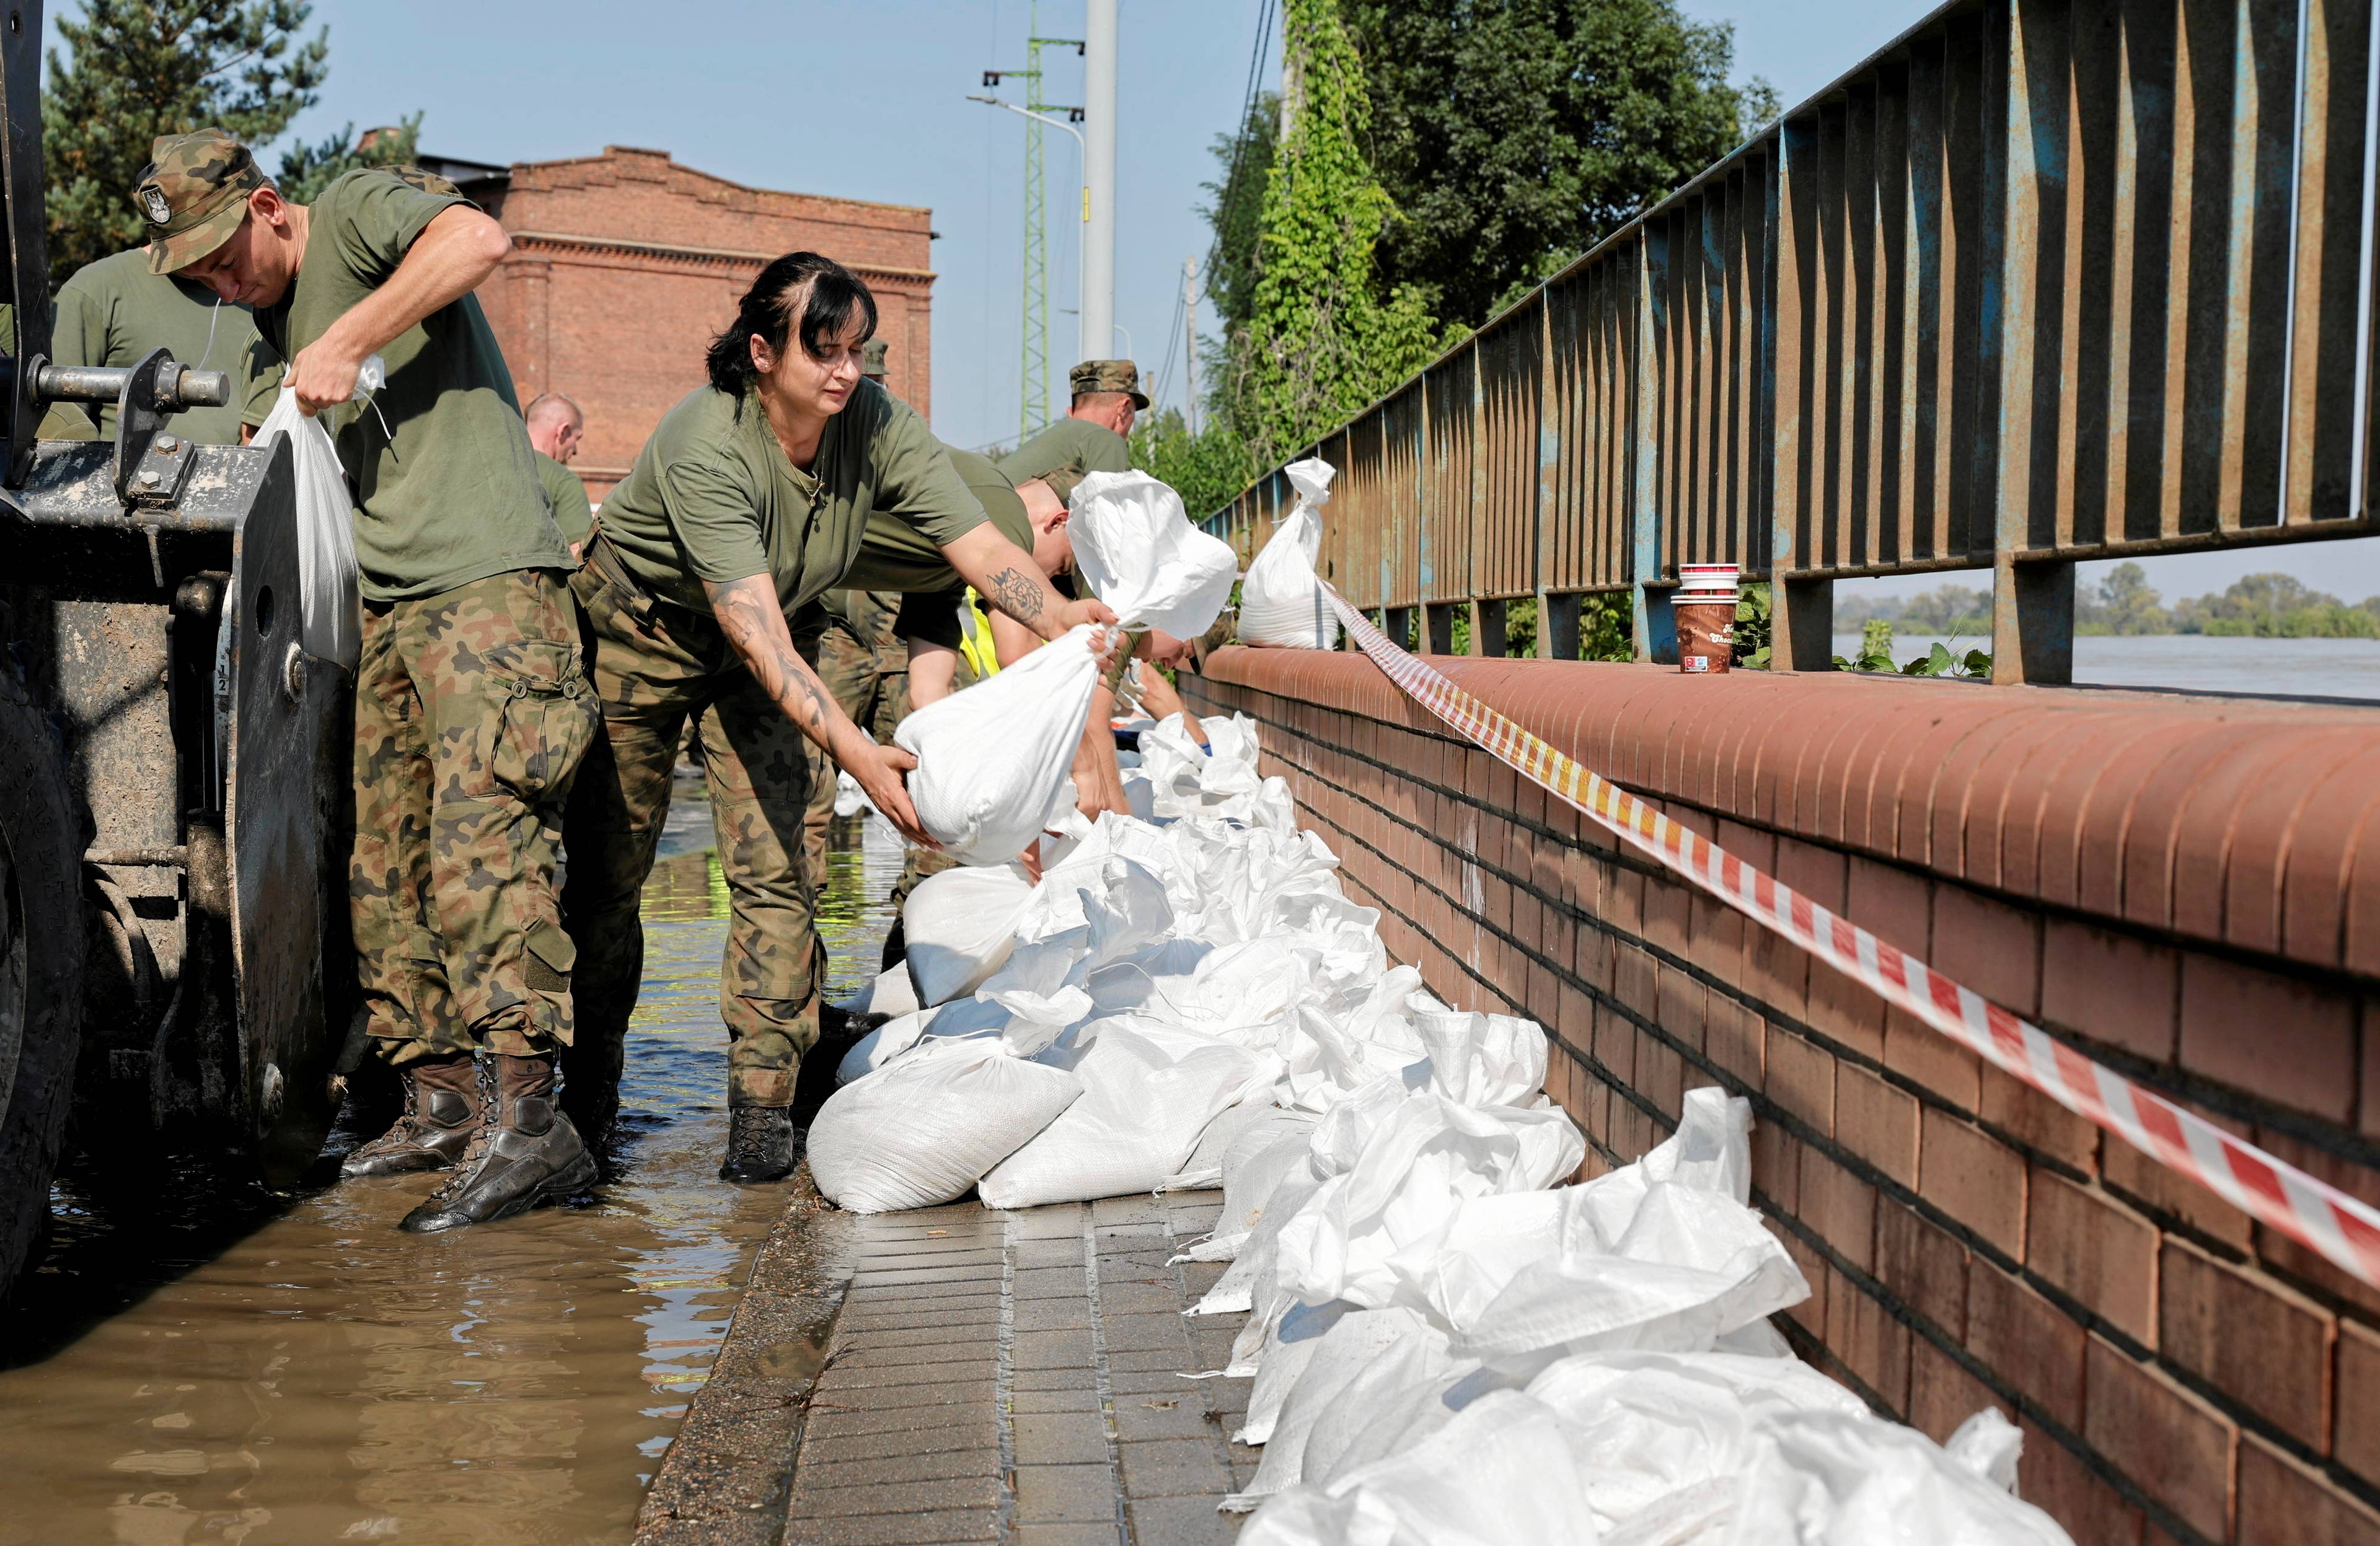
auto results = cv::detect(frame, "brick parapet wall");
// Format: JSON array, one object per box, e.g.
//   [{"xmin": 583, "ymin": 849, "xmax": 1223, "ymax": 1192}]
[{"xmin": 1183, "ymin": 649, "xmax": 2380, "ymax": 1546}]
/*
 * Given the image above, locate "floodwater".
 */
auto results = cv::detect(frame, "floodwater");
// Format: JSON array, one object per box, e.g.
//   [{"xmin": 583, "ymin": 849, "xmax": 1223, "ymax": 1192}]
[
  {"xmin": 0, "ymin": 781, "xmax": 906, "ymax": 1545},
  {"xmin": 1835, "ymin": 631, "xmax": 2380, "ymax": 702}
]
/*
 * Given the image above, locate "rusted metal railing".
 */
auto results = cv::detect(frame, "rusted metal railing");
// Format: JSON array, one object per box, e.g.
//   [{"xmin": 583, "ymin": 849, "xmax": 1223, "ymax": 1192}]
[{"xmin": 1205, "ymin": 0, "xmax": 2380, "ymax": 682}]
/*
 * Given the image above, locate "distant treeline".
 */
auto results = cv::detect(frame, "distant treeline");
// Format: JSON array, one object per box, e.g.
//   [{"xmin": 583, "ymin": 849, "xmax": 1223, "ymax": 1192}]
[{"xmin": 1837, "ymin": 563, "xmax": 2380, "ymax": 640}]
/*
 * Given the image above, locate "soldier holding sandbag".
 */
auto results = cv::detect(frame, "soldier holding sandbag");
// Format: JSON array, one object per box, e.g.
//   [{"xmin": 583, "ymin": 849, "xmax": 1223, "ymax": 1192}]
[{"xmin": 560, "ymin": 252, "xmax": 1112, "ymax": 1182}]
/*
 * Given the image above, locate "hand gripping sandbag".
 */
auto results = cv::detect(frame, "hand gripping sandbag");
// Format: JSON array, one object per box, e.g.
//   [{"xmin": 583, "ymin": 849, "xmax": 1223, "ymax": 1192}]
[
  {"xmin": 1238, "ymin": 457, "xmax": 1338, "ymax": 650},
  {"xmin": 254, "ymin": 385, "xmax": 362, "ymax": 670},
  {"xmin": 1067, "ymin": 470, "xmax": 1238, "ymax": 636},
  {"xmin": 806, "ymin": 1040, "xmax": 1082, "ymax": 1213},
  {"xmin": 894, "ymin": 624, "xmax": 1106, "ymax": 864}
]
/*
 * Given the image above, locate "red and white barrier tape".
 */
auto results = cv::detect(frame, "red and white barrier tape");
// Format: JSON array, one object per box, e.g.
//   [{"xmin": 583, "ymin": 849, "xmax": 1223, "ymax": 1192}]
[{"xmin": 1321, "ymin": 591, "xmax": 2380, "ymax": 1291}]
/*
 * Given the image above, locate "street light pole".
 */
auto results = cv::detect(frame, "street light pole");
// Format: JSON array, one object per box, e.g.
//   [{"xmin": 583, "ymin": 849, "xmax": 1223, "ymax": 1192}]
[
  {"xmin": 967, "ymin": 94, "xmax": 1088, "ymax": 365},
  {"xmin": 1082, "ymin": 0, "xmax": 1117, "ymax": 364}
]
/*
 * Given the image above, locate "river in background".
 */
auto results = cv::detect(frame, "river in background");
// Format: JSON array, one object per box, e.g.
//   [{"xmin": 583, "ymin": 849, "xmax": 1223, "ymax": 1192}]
[
  {"xmin": 0, "ymin": 785, "xmax": 906, "ymax": 1546},
  {"xmin": 1833, "ymin": 631, "xmax": 2380, "ymax": 702}
]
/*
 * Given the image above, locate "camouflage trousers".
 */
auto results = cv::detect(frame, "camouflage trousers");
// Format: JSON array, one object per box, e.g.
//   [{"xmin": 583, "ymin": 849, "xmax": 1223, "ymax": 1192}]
[
  {"xmin": 352, "ymin": 569, "xmax": 599, "ymax": 1066},
  {"xmin": 795, "ymin": 612, "xmax": 910, "ymax": 895},
  {"xmin": 561, "ymin": 561, "xmax": 823, "ymax": 1109}
]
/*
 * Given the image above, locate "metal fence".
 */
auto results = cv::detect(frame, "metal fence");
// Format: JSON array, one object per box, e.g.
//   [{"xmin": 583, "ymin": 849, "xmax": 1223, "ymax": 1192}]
[{"xmin": 1204, "ymin": 0, "xmax": 2380, "ymax": 681}]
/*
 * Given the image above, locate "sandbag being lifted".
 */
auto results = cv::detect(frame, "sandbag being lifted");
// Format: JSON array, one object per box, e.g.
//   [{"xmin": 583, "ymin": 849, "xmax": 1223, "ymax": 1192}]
[
  {"xmin": 895, "ymin": 625, "xmax": 1108, "ymax": 864},
  {"xmin": 1067, "ymin": 470, "xmax": 1239, "ymax": 637},
  {"xmin": 254, "ymin": 385, "xmax": 363, "ymax": 670}
]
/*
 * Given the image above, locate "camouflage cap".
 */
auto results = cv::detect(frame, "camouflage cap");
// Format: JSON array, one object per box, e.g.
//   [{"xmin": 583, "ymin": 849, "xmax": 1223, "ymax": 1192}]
[
  {"xmin": 1036, "ymin": 460, "xmax": 1088, "ymax": 506},
  {"xmin": 860, "ymin": 338, "xmax": 888, "ymax": 378},
  {"xmin": 138, "ymin": 129, "xmax": 267, "ymax": 275},
  {"xmin": 1069, "ymin": 358, "xmax": 1148, "ymax": 409}
]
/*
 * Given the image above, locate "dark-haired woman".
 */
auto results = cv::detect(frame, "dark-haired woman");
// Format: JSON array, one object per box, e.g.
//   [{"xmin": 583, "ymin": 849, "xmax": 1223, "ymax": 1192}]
[{"xmin": 560, "ymin": 252, "xmax": 1111, "ymax": 1179}]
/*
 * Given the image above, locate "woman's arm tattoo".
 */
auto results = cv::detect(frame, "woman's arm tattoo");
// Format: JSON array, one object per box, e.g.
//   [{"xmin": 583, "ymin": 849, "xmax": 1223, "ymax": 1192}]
[
  {"xmin": 706, "ymin": 576, "xmax": 840, "ymax": 748},
  {"xmin": 986, "ymin": 564, "xmax": 1043, "ymax": 625}
]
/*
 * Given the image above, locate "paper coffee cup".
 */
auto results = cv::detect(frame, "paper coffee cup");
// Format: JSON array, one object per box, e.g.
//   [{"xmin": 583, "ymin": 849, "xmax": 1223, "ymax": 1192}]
[{"xmin": 1675, "ymin": 591, "xmax": 1740, "ymax": 674}]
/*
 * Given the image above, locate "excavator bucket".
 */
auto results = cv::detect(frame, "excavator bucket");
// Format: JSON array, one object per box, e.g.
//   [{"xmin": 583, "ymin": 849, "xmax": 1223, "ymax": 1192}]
[{"xmin": 223, "ymin": 437, "xmax": 354, "ymax": 1186}]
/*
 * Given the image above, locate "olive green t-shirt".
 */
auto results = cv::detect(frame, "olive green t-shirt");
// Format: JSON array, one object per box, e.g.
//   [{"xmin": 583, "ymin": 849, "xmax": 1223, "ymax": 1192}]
[
  {"xmin": 996, "ymin": 415, "xmax": 1130, "ymax": 502},
  {"xmin": 42, "ymin": 248, "xmax": 263, "ymax": 444},
  {"xmin": 535, "ymin": 450, "xmax": 593, "ymax": 545},
  {"xmin": 245, "ymin": 167, "xmax": 570, "ymax": 604},
  {"xmin": 597, "ymin": 378, "xmax": 987, "ymax": 617},
  {"xmin": 873, "ymin": 446, "xmax": 1039, "ymax": 651}
]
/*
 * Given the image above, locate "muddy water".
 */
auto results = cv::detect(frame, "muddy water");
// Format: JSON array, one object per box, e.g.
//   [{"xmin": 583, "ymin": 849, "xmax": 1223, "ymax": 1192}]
[{"xmin": 1, "ymin": 783, "xmax": 906, "ymax": 1545}]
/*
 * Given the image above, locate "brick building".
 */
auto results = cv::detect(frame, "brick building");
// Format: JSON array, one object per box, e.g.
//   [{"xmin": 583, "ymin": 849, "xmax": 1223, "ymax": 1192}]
[{"xmin": 424, "ymin": 146, "xmax": 935, "ymax": 502}]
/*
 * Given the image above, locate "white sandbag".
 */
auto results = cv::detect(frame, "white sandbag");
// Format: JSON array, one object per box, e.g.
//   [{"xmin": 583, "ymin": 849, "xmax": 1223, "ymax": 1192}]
[
  {"xmin": 1165, "ymin": 1100, "xmax": 1316, "ymax": 1192},
  {"xmin": 1180, "ymin": 1118, "xmax": 1326, "ymax": 1263},
  {"xmin": 1238, "ymin": 457, "xmax": 1339, "ymax": 651},
  {"xmin": 1448, "ymin": 1092, "xmax": 1807, "ymax": 1373},
  {"xmin": 1523, "ymin": 1350, "xmax": 1873, "ymax": 1534},
  {"xmin": 1727, "ymin": 1408, "xmax": 2074, "ymax": 1545},
  {"xmin": 1239, "ymin": 1391, "xmax": 1597, "ymax": 1546},
  {"xmin": 834, "ymin": 1008, "xmax": 933, "ymax": 1086},
  {"xmin": 896, "ymin": 625, "xmax": 1108, "ymax": 864},
  {"xmin": 807, "ymin": 1040, "xmax": 1081, "ymax": 1213},
  {"xmin": 254, "ymin": 385, "xmax": 363, "ymax": 670},
  {"xmin": 902, "ymin": 863, "xmax": 1036, "ymax": 1005},
  {"xmin": 834, "ymin": 964, "xmax": 920, "ymax": 1023},
  {"xmin": 1230, "ymin": 1306, "xmax": 1445, "ymax": 1500},
  {"xmin": 1411, "ymin": 1009, "xmax": 1549, "ymax": 1108},
  {"xmin": 979, "ymin": 1022, "xmax": 1276, "ymax": 1208},
  {"xmin": 1271, "ymin": 1092, "xmax": 1587, "ymax": 1312},
  {"xmin": 1067, "ymin": 470, "xmax": 1239, "ymax": 637}
]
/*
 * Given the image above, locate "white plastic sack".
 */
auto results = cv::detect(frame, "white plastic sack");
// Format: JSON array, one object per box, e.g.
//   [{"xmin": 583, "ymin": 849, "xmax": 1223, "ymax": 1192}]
[
  {"xmin": 1727, "ymin": 1408, "xmax": 2074, "ymax": 1545},
  {"xmin": 807, "ymin": 1040, "xmax": 1081, "ymax": 1213},
  {"xmin": 978, "ymin": 1022, "xmax": 1275, "ymax": 1208},
  {"xmin": 255, "ymin": 385, "xmax": 361, "ymax": 670},
  {"xmin": 1238, "ymin": 457, "xmax": 1339, "ymax": 651},
  {"xmin": 1067, "ymin": 470, "xmax": 1238, "ymax": 638},
  {"xmin": 834, "ymin": 963, "xmax": 920, "ymax": 1024},
  {"xmin": 834, "ymin": 1008, "xmax": 933, "ymax": 1086},
  {"xmin": 896, "ymin": 625, "xmax": 1106, "ymax": 864},
  {"xmin": 1239, "ymin": 1390, "xmax": 1597, "ymax": 1546},
  {"xmin": 902, "ymin": 863, "xmax": 1037, "ymax": 1004}
]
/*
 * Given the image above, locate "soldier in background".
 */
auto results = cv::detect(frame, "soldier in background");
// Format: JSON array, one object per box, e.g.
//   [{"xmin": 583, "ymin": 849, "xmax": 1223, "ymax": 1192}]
[
  {"xmin": 996, "ymin": 358, "xmax": 1142, "ymax": 496},
  {"xmin": 42, "ymin": 237, "xmax": 267, "ymax": 444},
  {"xmin": 524, "ymin": 391, "xmax": 593, "ymax": 556}
]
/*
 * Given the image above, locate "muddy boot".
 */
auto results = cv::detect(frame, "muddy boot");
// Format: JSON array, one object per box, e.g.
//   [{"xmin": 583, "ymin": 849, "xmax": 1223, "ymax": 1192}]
[
  {"xmin": 399, "ymin": 1055, "xmax": 599, "ymax": 1234},
  {"xmin": 719, "ymin": 1105, "xmax": 801, "ymax": 1184},
  {"xmin": 341, "ymin": 1055, "xmax": 483, "ymax": 1178}
]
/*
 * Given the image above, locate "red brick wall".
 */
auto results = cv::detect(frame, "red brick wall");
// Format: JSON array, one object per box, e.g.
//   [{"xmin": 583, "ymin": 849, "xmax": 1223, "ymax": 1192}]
[
  {"xmin": 473, "ymin": 147, "xmax": 935, "ymax": 503},
  {"xmin": 1184, "ymin": 649, "xmax": 2380, "ymax": 1546}
]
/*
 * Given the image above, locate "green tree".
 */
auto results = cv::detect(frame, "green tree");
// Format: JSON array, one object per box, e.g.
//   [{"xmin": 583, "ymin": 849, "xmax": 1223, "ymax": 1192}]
[
  {"xmin": 43, "ymin": 0, "xmax": 329, "ymax": 286},
  {"xmin": 1344, "ymin": 0, "xmax": 1764, "ymax": 327},
  {"xmin": 276, "ymin": 113, "xmax": 423, "ymax": 204},
  {"xmin": 1129, "ymin": 406, "xmax": 1252, "ymax": 524},
  {"xmin": 1230, "ymin": 0, "xmax": 1441, "ymax": 470},
  {"xmin": 2094, "ymin": 561, "xmax": 2168, "ymax": 635},
  {"xmin": 1197, "ymin": 92, "xmax": 1277, "ymax": 333}
]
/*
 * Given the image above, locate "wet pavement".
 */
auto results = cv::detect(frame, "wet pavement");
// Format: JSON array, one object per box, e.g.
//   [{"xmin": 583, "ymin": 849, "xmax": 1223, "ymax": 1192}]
[{"xmin": 2, "ymin": 778, "xmax": 906, "ymax": 1546}]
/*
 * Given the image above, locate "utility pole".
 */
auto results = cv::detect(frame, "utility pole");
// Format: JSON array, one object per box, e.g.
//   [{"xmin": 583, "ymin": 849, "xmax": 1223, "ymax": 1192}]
[
  {"xmin": 1183, "ymin": 256, "xmax": 1200, "ymax": 435},
  {"xmin": 1083, "ymin": 0, "xmax": 1117, "ymax": 364},
  {"xmin": 982, "ymin": 6, "xmax": 1083, "ymax": 439},
  {"xmin": 1279, "ymin": 4, "xmax": 1302, "ymax": 146}
]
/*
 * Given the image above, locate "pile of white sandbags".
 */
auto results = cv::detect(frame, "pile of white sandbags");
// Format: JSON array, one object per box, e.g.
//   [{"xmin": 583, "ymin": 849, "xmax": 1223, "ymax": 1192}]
[{"xmin": 807, "ymin": 714, "xmax": 2076, "ymax": 1546}]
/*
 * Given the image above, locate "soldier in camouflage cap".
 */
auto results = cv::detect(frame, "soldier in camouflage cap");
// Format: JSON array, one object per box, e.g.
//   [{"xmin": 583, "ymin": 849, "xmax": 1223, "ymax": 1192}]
[
  {"xmin": 136, "ymin": 130, "xmax": 270, "ymax": 276},
  {"xmin": 860, "ymin": 338, "xmax": 888, "ymax": 380},
  {"xmin": 997, "ymin": 357, "xmax": 1140, "ymax": 514},
  {"xmin": 153, "ymin": 128, "xmax": 599, "ymax": 1235}
]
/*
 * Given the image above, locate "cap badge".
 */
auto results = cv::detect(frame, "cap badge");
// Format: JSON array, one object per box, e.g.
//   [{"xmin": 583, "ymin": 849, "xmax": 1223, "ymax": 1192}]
[{"xmin": 141, "ymin": 185, "xmax": 170, "ymax": 224}]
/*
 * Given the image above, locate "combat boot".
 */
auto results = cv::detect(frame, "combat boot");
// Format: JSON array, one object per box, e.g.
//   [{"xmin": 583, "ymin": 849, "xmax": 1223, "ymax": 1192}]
[
  {"xmin": 341, "ymin": 1055, "xmax": 483, "ymax": 1177},
  {"xmin": 399, "ymin": 1054, "xmax": 599, "ymax": 1233},
  {"xmin": 720, "ymin": 1105, "xmax": 801, "ymax": 1184}
]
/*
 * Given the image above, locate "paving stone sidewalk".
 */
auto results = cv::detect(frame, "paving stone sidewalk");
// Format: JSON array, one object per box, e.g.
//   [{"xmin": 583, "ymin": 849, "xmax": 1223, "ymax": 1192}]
[{"xmin": 638, "ymin": 1187, "xmax": 1255, "ymax": 1546}]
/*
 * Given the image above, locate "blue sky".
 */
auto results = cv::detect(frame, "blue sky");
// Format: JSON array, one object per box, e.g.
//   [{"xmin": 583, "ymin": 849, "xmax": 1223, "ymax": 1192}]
[{"xmin": 69, "ymin": 0, "xmax": 2374, "ymax": 603}]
